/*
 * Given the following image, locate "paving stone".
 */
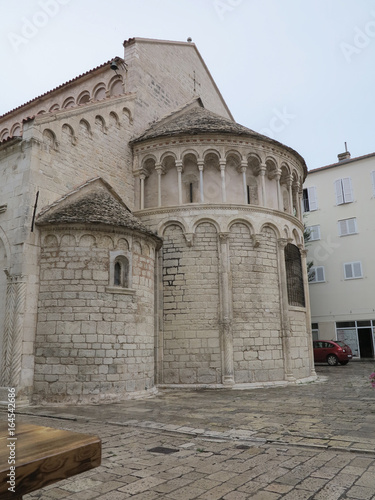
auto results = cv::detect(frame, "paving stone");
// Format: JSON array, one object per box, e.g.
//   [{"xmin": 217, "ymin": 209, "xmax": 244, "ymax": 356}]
[
  {"xmin": 16, "ymin": 364, "xmax": 375, "ymax": 500},
  {"xmin": 345, "ymin": 485, "xmax": 375, "ymax": 499},
  {"xmin": 265, "ymin": 482, "xmax": 294, "ymax": 494}
]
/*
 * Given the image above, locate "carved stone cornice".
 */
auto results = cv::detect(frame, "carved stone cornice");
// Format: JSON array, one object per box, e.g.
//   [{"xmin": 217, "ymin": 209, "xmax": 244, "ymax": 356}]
[{"xmin": 135, "ymin": 204, "xmax": 304, "ymax": 230}]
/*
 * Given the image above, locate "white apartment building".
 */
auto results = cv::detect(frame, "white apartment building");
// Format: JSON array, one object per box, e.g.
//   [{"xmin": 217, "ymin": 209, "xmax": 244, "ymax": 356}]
[{"xmin": 303, "ymin": 149, "xmax": 375, "ymax": 360}]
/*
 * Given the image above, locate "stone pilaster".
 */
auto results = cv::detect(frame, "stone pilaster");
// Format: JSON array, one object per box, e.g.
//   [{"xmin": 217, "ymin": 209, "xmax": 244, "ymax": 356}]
[
  {"xmin": 1, "ymin": 272, "xmax": 27, "ymax": 388},
  {"xmin": 218, "ymin": 232, "xmax": 234, "ymax": 385}
]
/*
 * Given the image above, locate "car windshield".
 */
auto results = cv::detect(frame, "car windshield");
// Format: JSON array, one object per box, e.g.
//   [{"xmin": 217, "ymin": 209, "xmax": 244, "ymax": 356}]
[{"xmin": 335, "ymin": 341, "xmax": 346, "ymax": 347}]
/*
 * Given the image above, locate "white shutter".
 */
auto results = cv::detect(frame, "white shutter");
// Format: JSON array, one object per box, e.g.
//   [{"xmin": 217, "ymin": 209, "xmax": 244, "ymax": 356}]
[
  {"xmin": 347, "ymin": 218, "xmax": 357, "ymax": 234},
  {"xmin": 312, "ymin": 225, "xmax": 320, "ymax": 240},
  {"xmin": 335, "ymin": 179, "xmax": 344, "ymax": 205},
  {"xmin": 353, "ymin": 262, "xmax": 362, "ymax": 278},
  {"xmin": 316, "ymin": 267, "xmax": 325, "ymax": 282},
  {"xmin": 310, "ymin": 266, "xmax": 325, "ymax": 282},
  {"xmin": 338, "ymin": 220, "xmax": 348, "ymax": 236},
  {"xmin": 342, "ymin": 177, "xmax": 353, "ymax": 203},
  {"xmin": 371, "ymin": 171, "xmax": 375, "ymax": 196},
  {"xmin": 344, "ymin": 263, "xmax": 353, "ymax": 279},
  {"xmin": 308, "ymin": 186, "xmax": 318, "ymax": 211}
]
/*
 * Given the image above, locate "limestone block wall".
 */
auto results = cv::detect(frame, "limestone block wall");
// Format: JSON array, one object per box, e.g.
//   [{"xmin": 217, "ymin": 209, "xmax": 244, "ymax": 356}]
[
  {"xmin": 34, "ymin": 227, "xmax": 157, "ymax": 403},
  {"xmin": 124, "ymin": 39, "xmax": 232, "ymax": 134},
  {"xmin": 0, "ymin": 64, "xmax": 127, "ymax": 140},
  {"xmin": 0, "ymin": 140, "xmax": 40, "ymax": 398},
  {"xmin": 288, "ymin": 309, "xmax": 311, "ymax": 379},
  {"xmin": 27, "ymin": 95, "xmax": 136, "ymax": 212},
  {"xmin": 230, "ymin": 224, "xmax": 284, "ymax": 383},
  {"xmin": 140, "ymin": 205, "xmax": 314, "ymax": 386},
  {"xmin": 162, "ymin": 223, "xmax": 221, "ymax": 385}
]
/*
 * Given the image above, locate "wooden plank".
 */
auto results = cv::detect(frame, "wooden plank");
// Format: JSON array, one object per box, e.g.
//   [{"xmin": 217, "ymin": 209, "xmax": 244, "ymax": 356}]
[{"xmin": 0, "ymin": 423, "xmax": 101, "ymax": 499}]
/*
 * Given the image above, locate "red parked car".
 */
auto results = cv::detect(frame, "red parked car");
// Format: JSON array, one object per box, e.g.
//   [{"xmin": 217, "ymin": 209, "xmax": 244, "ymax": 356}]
[{"xmin": 313, "ymin": 340, "xmax": 353, "ymax": 366}]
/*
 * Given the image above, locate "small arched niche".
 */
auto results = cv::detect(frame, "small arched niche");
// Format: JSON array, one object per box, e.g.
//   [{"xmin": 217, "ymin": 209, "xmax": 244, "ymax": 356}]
[
  {"xmin": 109, "ymin": 76, "xmax": 124, "ymax": 96},
  {"xmin": 225, "ymin": 152, "xmax": 242, "ymax": 204},
  {"xmin": 62, "ymin": 97, "xmax": 75, "ymax": 109},
  {"xmin": 182, "ymin": 152, "xmax": 199, "ymax": 204},
  {"xmin": 77, "ymin": 91, "xmax": 91, "ymax": 105},
  {"xmin": 143, "ymin": 157, "xmax": 157, "ymax": 208},
  {"xmin": 161, "ymin": 153, "xmax": 178, "ymax": 206},
  {"xmin": 93, "ymin": 84, "xmax": 106, "ymax": 101}
]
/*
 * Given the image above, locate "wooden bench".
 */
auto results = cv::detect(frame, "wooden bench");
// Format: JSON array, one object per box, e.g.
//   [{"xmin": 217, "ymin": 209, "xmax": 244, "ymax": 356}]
[{"xmin": 0, "ymin": 422, "xmax": 101, "ymax": 499}]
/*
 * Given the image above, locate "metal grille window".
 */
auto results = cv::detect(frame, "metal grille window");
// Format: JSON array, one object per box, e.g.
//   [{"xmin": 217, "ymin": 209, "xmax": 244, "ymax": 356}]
[{"xmin": 285, "ymin": 243, "xmax": 305, "ymax": 307}]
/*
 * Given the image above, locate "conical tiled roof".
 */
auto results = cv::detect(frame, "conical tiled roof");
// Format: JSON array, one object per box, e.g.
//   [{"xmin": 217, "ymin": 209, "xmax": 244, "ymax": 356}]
[
  {"xmin": 132, "ymin": 105, "xmax": 263, "ymax": 143},
  {"xmin": 36, "ymin": 178, "xmax": 161, "ymax": 242},
  {"xmin": 131, "ymin": 102, "xmax": 307, "ymax": 173}
]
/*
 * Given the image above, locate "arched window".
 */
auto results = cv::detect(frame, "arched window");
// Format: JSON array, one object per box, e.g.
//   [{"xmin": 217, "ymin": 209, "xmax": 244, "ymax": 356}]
[
  {"xmin": 107, "ymin": 251, "xmax": 132, "ymax": 294},
  {"xmin": 285, "ymin": 243, "xmax": 305, "ymax": 307},
  {"xmin": 114, "ymin": 257, "xmax": 129, "ymax": 287}
]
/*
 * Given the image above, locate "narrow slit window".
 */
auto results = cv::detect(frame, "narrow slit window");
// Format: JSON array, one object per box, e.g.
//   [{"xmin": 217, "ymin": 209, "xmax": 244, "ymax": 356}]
[
  {"xmin": 114, "ymin": 261, "xmax": 122, "ymax": 286},
  {"xmin": 113, "ymin": 256, "xmax": 129, "ymax": 287},
  {"xmin": 189, "ymin": 182, "xmax": 193, "ymax": 203}
]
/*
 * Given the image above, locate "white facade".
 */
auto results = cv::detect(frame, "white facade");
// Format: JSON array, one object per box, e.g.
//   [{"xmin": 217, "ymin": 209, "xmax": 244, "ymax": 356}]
[{"xmin": 303, "ymin": 151, "xmax": 375, "ymax": 359}]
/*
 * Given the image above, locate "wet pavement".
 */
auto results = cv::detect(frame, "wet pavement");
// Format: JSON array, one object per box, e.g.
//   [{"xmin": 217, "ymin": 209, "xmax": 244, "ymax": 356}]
[{"xmin": 4, "ymin": 361, "xmax": 375, "ymax": 499}]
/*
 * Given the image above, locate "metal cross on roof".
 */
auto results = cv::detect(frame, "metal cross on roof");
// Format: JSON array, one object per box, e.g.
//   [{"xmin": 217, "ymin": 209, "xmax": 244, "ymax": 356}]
[{"xmin": 189, "ymin": 70, "xmax": 201, "ymax": 93}]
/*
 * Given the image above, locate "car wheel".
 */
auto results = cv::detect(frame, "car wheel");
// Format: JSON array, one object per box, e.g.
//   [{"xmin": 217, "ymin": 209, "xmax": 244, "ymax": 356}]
[
  {"xmin": 339, "ymin": 361, "xmax": 349, "ymax": 365},
  {"xmin": 327, "ymin": 354, "xmax": 338, "ymax": 366}
]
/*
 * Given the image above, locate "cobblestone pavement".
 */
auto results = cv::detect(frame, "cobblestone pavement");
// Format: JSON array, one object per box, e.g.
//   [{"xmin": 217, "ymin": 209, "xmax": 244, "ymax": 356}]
[{"xmin": 5, "ymin": 362, "xmax": 375, "ymax": 499}]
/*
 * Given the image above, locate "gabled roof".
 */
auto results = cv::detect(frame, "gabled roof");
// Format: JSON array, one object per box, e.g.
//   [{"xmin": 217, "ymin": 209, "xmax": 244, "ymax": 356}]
[
  {"xmin": 308, "ymin": 151, "xmax": 375, "ymax": 173},
  {"xmin": 36, "ymin": 178, "xmax": 162, "ymax": 243}
]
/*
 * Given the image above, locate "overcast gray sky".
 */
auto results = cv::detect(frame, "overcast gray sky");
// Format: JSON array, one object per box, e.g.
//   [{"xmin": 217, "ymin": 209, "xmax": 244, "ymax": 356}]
[{"xmin": 1, "ymin": 0, "xmax": 375, "ymax": 170}]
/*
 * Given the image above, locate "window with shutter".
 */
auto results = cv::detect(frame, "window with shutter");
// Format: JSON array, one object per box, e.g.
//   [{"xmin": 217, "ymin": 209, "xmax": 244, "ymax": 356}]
[
  {"xmin": 338, "ymin": 218, "xmax": 357, "ymax": 236},
  {"xmin": 307, "ymin": 225, "xmax": 320, "ymax": 241},
  {"xmin": 308, "ymin": 186, "xmax": 318, "ymax": 211},
  {"xmin": 344, "ymin": 261, "xmax": 363, "ymax": 279},
  {"xmin": 302, "ymin": 186, "xmax": 318, "ymax": 212},
  {"xmin": 335, "ymin": 178, "xmax": 354, "ymax": 205},
  {"xmin": 309, "ymin": 266, "xmax": 325, "ymax": 282},
  {"xmin": 342, "ymin": 177, "xmax": 353, "ymax": 202}
]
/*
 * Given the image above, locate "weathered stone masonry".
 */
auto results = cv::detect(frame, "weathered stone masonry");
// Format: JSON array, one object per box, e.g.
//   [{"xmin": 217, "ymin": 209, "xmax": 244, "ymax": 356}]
[{"xmin": 0, "ymin": 38, "xmax": 316, "ymax": 404}]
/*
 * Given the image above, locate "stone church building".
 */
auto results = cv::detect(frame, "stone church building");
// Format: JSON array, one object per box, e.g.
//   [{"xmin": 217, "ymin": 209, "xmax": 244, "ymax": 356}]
[{"xmin": 0, "ymin": 38, "xmax": 316, "ymax": 405}]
